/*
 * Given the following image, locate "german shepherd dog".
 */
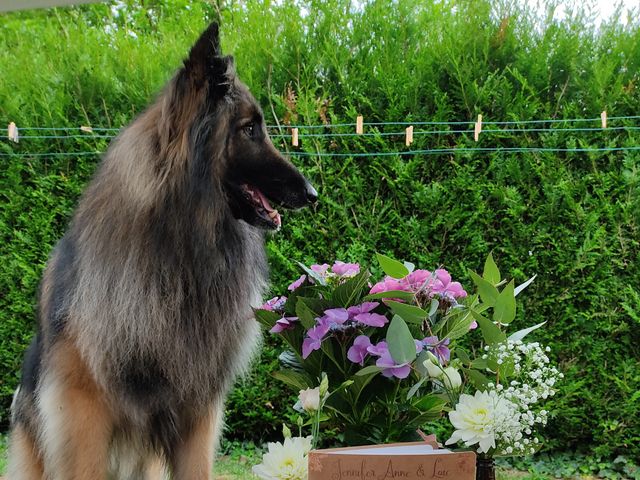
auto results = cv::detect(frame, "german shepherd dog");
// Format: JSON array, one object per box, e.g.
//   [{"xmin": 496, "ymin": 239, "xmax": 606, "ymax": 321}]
[{"xmin": 8, "ymin": 22, "xmax": 316, "ymax": 479}]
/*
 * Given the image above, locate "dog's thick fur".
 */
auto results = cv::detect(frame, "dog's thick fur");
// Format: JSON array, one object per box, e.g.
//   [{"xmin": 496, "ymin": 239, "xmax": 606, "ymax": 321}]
[{"xmin": 8, "ymin": 23, "xmax": 316, "ymax": 479}]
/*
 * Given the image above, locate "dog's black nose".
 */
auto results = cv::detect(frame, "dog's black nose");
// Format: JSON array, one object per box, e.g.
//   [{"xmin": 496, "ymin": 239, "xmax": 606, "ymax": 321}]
[{"xmin": 305, "ymin": 182, "xmax": 318, "ymax": 204}]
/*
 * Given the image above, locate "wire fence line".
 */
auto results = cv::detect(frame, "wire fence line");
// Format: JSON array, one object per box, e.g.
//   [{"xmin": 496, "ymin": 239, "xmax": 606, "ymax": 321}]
[
  {"xmin": 6, "ymin": 114, "xmax": 640, "ymax": 131},
  {"xmin": 2, "ymin": 146, "xmax": 640, "ymax": 159},
  {"xmin": 3, "ymin": 125, "xmax": 640, "ymax": 141},
  {"xmin": 2, "ymin": 115, "xmax": 639, "ymax": 158}
]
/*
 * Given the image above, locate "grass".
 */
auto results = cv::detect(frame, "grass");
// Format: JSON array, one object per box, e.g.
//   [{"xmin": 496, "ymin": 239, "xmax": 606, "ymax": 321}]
[{"xmin": 0, "ymin": 434, "xmax": 596, "ymax": 479}]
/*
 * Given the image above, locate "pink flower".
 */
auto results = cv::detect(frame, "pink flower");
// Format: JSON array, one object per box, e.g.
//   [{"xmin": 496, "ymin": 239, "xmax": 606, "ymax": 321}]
[
  {"xmin": 269, "ymin": 316, "xmax": 299, "ymax": 334},
  {"xmin": 310, "ymin": 263, "xmax": 330, "ymax": 275},
  {"xmin": 404, "ymin": 269, "xmax": 435, "ymax": 291},
  {"xmin": 287, "ymin": 275, "xmax": 307, "ymax": 291},
  {"xmin": 332, "ymin": 261, "xmax": 360, "ymax": 277},
  {"xmin": 260, "ymin": 296, "xmax": 287, "ymax": 311},
  {"xmin": 369, "ymin": 277, "xmax": 409, "ymax": 295},
  {"xmin": 347, "ymin": 335, "xmax": 372, "ymax": 365},
  {"xmin": 432, "ymin": 269, "xmax": 467, "ymax": 299}
]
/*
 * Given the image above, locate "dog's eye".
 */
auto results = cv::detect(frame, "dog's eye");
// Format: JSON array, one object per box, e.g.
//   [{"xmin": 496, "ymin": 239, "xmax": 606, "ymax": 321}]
[{"xmin": 243, "ymin": 123, "xmax": 255, "ymax": 138}]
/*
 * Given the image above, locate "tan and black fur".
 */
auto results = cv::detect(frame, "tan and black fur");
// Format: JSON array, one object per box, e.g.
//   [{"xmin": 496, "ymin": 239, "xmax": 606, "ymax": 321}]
[{"xmin": 8, "ymin": 23, "xmax": 316, "ymax": 479}]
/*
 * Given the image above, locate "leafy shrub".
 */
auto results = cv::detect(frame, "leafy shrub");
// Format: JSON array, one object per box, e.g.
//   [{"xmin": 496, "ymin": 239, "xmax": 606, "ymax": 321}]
[{"xmin": 0, "ymin": 0, "xmax": 638, "ymax": 459}]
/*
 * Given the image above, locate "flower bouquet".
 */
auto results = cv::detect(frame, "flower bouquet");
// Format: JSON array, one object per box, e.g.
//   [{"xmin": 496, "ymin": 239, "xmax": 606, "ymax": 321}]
[{"xmin": 253, "ymin": 253, "xmax": 562, "ymax": 480}]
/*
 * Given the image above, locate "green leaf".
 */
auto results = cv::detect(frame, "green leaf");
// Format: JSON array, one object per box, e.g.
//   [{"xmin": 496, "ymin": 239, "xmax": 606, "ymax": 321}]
[
  {"xmin": 494, "ymin": 280, "xmax": 516, "ymax": 324},
  {"xmin": 470, "ymin": 310, "xmax": 506, "ymax": 345},
  {"xmin": 468, "ymin": 270, "xmax": 499, "ymax": 306},
  {"xmin": 437, "ymin": 311, "xmax": 474, "ymax": 340},
  {"xmin": 414, "ymin": 394, "xmax": 447, "ymax": 414},
  {"xmin": 387, "ymin": 315, "xmax": 417, "ymax": 364},
  {"xmin": 296, "ymin": 297, "xmax": 332, "ymax": 315},
  {"xmin": 386, "ymin": 300, "xmax": 428, "ymax": 324},
  {"xmin": 376, "ymin": 253, "xmax": 409, "ymax": 279},
  {"xmin": 253, "ymin": 308, "xmax": 281, "ymax": 329},
  {"xmin": 271, "ymin": 370, "xmax": 312, "ymax": 391},
  {"xmin": 295, "ymin": 300, "xmax": 318, "ymax": 329},
  {"xmin": 470, "ymin": 358, "xmax": 488, "ymax": 370},
  {"xmin": 483, "ymin": 252, "xmax": 501, "ymax": 285},
  {"xmin": 297, "ymin": 261, "xmax": 327, "ymax": 285},
  {"xmin": 365, "ymin": 290, "xmax": 415, "ymax": 301},
  {"xmin": 406, "ymin": 377, "xmax": 426, "ymax": 400},
  {"xmin": 455, "ymin": 348, "xmax": 471, "ymax": 365},
  {"xmin": 355, "ymin": 365, "xmax": 382, "ymax": 376},
  {"xmin": 331, "ymin": 270, "xmax": 370, "ymax": 307},
  {"xmin": 428, "ymin": 299, "xmax": 439, "ymax": 318},
  {"xmin": 348, "ymin": 368, "xmax": 381, "ymax": 406},
  {"xmin": 465, "ymin": 368, "xmax": 492, "ymax": 389},
  {"xmin": 508, "ymin": 321, "xmax": 547, "ymax": 342}
]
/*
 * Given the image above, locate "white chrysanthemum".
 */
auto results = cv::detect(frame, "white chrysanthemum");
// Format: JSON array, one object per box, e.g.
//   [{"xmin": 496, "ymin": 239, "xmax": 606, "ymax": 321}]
[
  {"xmin": 445, "ymin": 390, "xmax": 516, "ymax": 454},
  {"xmin": 252, "ymin": 436, "xmax": 313, "ymax": 480}
]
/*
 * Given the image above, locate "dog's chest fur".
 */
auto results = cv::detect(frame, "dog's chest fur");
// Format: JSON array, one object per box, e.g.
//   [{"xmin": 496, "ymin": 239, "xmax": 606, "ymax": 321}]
[{"xmin": 66, "ymin": 205, "xmax": 268, "ymax": 415}]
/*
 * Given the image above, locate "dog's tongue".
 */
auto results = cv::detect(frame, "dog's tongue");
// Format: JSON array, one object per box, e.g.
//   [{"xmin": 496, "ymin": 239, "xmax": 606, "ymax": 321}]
[{"xmin": 255, "ymin": 189, "xmax": 281, "ymax": 228}]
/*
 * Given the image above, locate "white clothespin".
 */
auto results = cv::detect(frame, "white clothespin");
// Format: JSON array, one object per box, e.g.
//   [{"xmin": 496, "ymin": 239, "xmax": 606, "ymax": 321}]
[
  {"xmin": 7, "ymin": 122, "xmax": 19, "ymax": 143},
  {"xmin": 601, "ymin": 111, "xmax": 607, "ymax": 129},
  {"xmin": 356, "ymin": 115, "xmax": 363, "ymax": 135},
  {"xmin": 474, "ymin": 114, "xmax": 483, "ymax": 142},
  {"xmin": 80, "ymin": 126, "xmax": 93, "ymax": 133},
  {"xmin": 405, "ymin": 126, "xmax": 414, "ymax": 146},
  {"xmin": 291, "ymin": 127, "xmax": 299, "ymax": 147}
]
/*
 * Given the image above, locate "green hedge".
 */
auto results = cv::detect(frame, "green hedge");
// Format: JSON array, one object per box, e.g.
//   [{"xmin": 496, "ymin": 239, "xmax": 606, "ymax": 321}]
[{"xmin": 1, "ymin": 0, "xmax": 638, "ymax": 459}]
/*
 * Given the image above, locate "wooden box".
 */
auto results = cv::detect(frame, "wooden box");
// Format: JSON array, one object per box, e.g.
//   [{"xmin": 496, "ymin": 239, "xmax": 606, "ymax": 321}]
[{"xmin": 308, "ymin": 441, "xmax": 476, "ymax": 480}]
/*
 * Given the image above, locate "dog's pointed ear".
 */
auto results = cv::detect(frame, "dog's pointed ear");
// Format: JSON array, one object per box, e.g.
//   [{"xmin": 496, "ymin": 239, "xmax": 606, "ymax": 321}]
[
  {"xmin": 183, "ymin": 22, "xmax": 235, "ymax": 96},
  {"xmin": 186, "ymin": 22, "xmax": 221, "ymax": 69}
]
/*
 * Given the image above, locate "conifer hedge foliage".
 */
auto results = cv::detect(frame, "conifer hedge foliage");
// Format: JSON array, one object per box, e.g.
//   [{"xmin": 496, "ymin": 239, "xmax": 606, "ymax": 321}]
[{"xmin": 1, "ymin": 0, "xmax": 638, "ymax": 459}]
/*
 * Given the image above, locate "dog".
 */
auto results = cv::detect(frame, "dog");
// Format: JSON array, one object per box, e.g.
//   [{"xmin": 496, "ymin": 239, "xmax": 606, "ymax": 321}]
[{"xmin": 7, "ymin": 22, "xmax": 317, "ymax": 479}]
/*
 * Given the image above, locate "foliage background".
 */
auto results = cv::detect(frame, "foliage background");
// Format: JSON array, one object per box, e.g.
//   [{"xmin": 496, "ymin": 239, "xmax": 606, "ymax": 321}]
[{"xmin": 0, "ymin": 0, "xmax": 639, "ymax": 462}]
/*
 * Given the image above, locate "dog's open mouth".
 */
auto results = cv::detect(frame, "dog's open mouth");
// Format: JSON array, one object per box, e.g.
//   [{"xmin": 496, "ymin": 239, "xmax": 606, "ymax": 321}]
[{"xmin": 241, "ymin": 184, "xmax": 282, "ymax": 229}]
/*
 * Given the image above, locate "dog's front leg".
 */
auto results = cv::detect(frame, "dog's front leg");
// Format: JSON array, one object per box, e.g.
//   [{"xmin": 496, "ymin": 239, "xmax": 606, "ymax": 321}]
[
  {"xmin": 37, "ymin": 341, "xmax": 113, "ymax": 480},
  {"xmin": 169, "ymin": 404, "xmax": 222, "ymax": 480}
]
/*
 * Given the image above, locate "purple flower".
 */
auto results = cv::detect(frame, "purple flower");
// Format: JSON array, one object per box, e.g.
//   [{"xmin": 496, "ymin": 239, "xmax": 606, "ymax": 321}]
[
  {"xmin": 432, "ymin": 269, "xmax": 467, "ymax": 299},
  {"xmin": 322, "ymin": 308, "xmax": 349, "ymax": 326},
  {"xmin": 366, "ymin": 340, "xmax": 389, "ymax": 357},
  {"xmin": 422, "ymin": 336, "xmax": 451, "ymax": 363},
  {"xmin": 376, "ymin": 351, "xmax": 412, "ymax": 379},
  {"xmin": 269, "ymin": 316, "xmax": 299, "ymax": 334},
  {"xmin": 347, "ymin": 302, "xmax": 379, "ymax": 316},
  {"xmin": 469, "ymin": 320, "xmax": 478, "ymax": 330},
  {"xmin": 332, "ymin": 261, "xmax": 360, "ymax": 277},
  {"xmin": 287, "ymin": 275, "xmax": 307, "ymax": 291},
  {"xmin": 365, "ymin": 340, "xmax": 419, "ymax": 379},
  {"xmin": 354, "ymin": 312, "xmax": 388, "ymax": 327},
  {"xmin": 302, "ymin": 319, "xmax": 331, "ymax": 359},
  {"xmin": 260, "ymin": 296, "xmax": 287, "ymax": 311},
  {"xmin": 347, "ymin": 335, "xmax": 372, "ymax": 365}
]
